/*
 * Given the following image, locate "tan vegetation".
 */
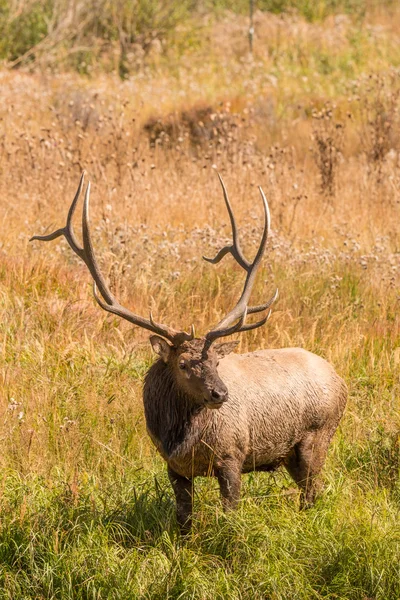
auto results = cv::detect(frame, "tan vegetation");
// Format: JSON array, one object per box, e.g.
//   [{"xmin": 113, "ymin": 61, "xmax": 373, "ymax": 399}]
[{"xmin": 0, "ymin": 5, "xmax": 399, "ymax": 598}]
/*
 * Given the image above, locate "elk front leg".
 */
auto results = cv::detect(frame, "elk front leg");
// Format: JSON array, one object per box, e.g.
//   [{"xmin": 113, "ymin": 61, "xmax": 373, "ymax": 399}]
[
  {"xmin": 167, "ymin": 465, "xmax": 193, "ymax": 533},
  {"xmin": 216, "ymin": 460, "xmax": 242, "ymax": 511}
]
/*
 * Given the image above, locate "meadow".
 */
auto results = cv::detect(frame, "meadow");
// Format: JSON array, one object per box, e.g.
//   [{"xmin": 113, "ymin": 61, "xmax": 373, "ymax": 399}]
[{"xmin": 0, "ymin": 2, "xmax": 399, "ymax": 598}]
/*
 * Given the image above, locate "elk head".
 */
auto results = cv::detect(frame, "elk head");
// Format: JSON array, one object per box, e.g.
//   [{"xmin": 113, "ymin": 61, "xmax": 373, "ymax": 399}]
[
  {"xmin": 149, "ymin": 336, "xmax": 239, "ymax": 408},
  {"xmin": 30, "ymin": 173, "xmax": 277, "ymax": 408}
]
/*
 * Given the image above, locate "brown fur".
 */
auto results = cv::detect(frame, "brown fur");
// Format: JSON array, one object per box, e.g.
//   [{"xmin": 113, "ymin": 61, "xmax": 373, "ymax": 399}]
[{"xmin": 144, "ymin": 336, "xmax": 347, "ymax": 532}]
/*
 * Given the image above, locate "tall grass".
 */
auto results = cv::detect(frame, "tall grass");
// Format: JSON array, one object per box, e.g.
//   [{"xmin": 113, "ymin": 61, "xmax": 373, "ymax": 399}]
[{"xmin": 0, "ymin": 5, "xmax": 399, "ymax": 599}]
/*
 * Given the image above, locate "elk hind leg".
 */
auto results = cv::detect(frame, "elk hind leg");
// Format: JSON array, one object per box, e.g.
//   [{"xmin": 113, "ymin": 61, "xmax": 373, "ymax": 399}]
[{"xmin": 285, "ymin": 429, "xmax": 333, "ymax": 509}]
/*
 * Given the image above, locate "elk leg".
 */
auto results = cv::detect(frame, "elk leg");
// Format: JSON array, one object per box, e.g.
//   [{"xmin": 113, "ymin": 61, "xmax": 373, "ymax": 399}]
[
  {"xmin": 216, "ymin": 460, "xmax": 242, "ymax": 511},
  {"xmin": 167, "ymin": 466, "xmax": 193, "ymax": 533},
  {"xmin": 285, "ymin": 428, "xmax": 333, "ymax": 509}
]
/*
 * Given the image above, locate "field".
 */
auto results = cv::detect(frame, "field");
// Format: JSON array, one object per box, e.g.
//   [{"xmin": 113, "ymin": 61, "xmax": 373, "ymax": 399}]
[{"xmin": 0, "ymin": 2, "xmax": 400, "ymax": 598}]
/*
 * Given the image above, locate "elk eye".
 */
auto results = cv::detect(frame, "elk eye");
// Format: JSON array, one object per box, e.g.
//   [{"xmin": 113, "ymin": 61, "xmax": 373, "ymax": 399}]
[{"xmin": 179, "ymin": 362, "xmax": 186, "ymax": 370}]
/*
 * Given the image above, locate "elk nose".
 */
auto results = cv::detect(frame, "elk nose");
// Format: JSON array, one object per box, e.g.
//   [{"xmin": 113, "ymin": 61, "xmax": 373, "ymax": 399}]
[{"xmin": 211, "ymin": 389, "xmax": 226, "ymax": 402}]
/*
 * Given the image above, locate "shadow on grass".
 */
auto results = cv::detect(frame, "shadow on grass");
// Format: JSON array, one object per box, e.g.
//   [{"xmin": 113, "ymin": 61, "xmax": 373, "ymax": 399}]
[{"xmin": 102, "ymin": 477, "xmax": 177, "ymax": 546}]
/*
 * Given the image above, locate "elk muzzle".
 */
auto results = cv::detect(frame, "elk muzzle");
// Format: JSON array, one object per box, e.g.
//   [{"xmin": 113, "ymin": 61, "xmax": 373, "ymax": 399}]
[{"xmin": 204, "ymin": 383, "xmax": 229, "ymax": 408}]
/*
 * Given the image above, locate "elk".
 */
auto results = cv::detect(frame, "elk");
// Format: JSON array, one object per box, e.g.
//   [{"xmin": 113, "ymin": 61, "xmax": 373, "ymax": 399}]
[{"xmin": 31, "ymin": 173, "xmax": 347, "ymax": 533}]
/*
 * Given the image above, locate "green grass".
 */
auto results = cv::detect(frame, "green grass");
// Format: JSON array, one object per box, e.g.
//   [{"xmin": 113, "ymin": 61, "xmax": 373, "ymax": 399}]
[
  {"xmin": 0, "ymin": 463, "xmax": 398, "ymax": 598},
  {"xmin": 0, "ymin": 251, "xmax": 399, "ymax": 598}
]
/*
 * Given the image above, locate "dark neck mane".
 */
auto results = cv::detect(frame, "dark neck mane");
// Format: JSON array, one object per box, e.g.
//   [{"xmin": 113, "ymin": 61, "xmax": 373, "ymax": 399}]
[{"xmin": 143, "ymin": 359, "xmax": 207, "ymax": 458}]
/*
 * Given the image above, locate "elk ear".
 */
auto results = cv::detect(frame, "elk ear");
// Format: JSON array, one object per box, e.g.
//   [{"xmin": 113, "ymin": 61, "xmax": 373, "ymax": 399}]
[
  {"xmin": 150, "ymin": 335, "xmax": 172, "ymax": 362},
  {"xmin": 214, "ymin": 340, "xmax": 239, "ymax": 359}
]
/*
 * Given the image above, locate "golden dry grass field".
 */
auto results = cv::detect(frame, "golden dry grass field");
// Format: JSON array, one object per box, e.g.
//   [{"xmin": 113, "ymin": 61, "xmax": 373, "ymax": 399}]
[{"xmin": 0, "ymin": 3, "xmax": 399, "ymax": 598}]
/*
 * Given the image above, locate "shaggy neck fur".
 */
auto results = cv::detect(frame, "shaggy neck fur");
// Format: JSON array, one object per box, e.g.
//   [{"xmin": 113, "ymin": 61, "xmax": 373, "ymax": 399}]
[{"xmin": 143, "ymin": 358, "xmax": 208, "ymax": 458}]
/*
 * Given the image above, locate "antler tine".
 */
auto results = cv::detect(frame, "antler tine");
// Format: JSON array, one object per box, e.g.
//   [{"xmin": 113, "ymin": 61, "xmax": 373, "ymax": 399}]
[
  {"xmin": 247, "ymin": 288, "xmax": 279, "ymax": 315},
  {"xmin": 238, "ymin": 308, "xmax": 272, "ymax": 332},
  {"xmin": 31, "ymin": 173, "xmax": 195, "ymax": 347},
  {"xmin": 210, "ymin": 290, "xmax": 277, "ymax": 340},
  {"xmin": 30, "ymin": 171, "xmax": 86, "ymax": 261},
  {"xmin": 203, "ymin": 174, "xmax": 250, "ymax": 271},
  {"xmin": 204, "ymin": 308, "xmax": 248, "ymax": 349},
  {"xmin": 205, "ymin": 182, "xmax": 277, "ymax": 344}
]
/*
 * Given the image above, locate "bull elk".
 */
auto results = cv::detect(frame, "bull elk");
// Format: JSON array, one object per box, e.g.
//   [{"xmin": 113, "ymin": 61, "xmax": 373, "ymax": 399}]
[{"xmin": 31, "ymin": 173, "xmax": 347, "ymax": 533}]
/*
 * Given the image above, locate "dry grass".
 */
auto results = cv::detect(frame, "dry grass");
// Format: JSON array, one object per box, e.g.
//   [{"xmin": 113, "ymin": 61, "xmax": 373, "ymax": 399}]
[{"xmin": 0, "ymin": 7, "xmax": 399, "ymax": 599}]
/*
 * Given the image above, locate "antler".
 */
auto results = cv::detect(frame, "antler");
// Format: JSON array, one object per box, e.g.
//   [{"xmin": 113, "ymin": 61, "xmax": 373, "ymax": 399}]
[
  {"xmin": 203, "ymin": 174, "xmax": 278, "ymax": 345},
  {"xmin": 30, "ymin": 172, "xmax": 195, "ymax": 346}
]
